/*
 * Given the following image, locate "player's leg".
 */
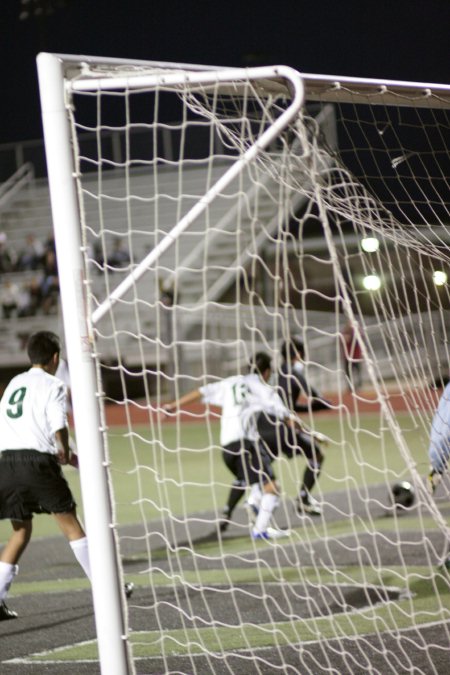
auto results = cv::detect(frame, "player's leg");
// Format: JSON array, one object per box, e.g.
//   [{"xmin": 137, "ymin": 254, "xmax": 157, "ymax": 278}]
[
  {"xmin": 256, "ymin": 413, "xmax": 285, "ymax": 459},
  {"xmin": 220, "ymin": 479, "xmax": 247, "ymax": 531},
  {"xmin": 247, "ymin": 442, "xmax": 289, "ymax": 539},
  {"xmin": 258, "ymin": 416, "xmax": 325, "ymax": 515},
  {"xmin": 0, "ymin": 518, "xmax": 33, "ymax": 565},
  {"xmin": 0, "ymin": 519, "xmax": 32, "ymax": 620},
  {"xmin": 220, "ymin": 442, "xmax": 247, "ymax": 531},
  {"xmin": 53, "ymin": 509, "xmax": 92, "ymax": 578},
  {"xmin": 294, "ymin": 431, "xmax": 324, "ymax": 516},
  {"xmin": 52, "ymin": 510, "xmax": 134, "ymax": 598}
]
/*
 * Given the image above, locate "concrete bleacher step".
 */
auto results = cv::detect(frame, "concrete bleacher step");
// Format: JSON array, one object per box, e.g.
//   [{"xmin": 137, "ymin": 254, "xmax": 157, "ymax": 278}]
[{"xmin": 1, "ymin": 153, "xmax": 306, "ymax": 362}]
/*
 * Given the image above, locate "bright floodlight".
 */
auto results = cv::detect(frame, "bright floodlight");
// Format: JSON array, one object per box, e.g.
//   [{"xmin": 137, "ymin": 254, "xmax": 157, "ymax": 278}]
[
  {"xmin": 363, "ymin": 274, "xmax": 381, "ymax": 291},
  {"xmin": 432, "ymin": 270, "xmax": 447, "ymax": 286},
  {"xmin": 361, "ymin": 237, "xmax": 380, "ymax": 253}
]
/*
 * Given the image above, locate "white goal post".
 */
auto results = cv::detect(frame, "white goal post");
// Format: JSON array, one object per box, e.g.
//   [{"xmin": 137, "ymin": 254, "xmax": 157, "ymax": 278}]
[{"xmin": 37, "ymin": 52, "xmax": 450, "ymax": 675}]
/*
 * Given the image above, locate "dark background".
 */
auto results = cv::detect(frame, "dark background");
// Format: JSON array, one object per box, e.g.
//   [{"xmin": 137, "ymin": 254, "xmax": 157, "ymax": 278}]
[{"xmin": 1, "ymin": 0, "xmax": 449, "ymax": 145}]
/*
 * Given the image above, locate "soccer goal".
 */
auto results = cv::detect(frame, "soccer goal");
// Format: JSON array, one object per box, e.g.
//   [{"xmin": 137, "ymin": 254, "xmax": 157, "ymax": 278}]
[{"xmin": 37, "ymin": 53, "xmax": 450, "ymax": 674}]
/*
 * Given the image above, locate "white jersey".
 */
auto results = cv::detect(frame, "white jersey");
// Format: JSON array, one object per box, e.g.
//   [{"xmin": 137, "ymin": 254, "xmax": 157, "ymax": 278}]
[
  {"xmin": 239, "ymin": 373, "xmax": 291, "ymax": 441},
  {"xmin": 55, "ymin": 357, "xmax": 72, "ymax": 413},
  {"xmin": 0, "ymin": 367, "xmax": 67, "ymax": 455},
  {"xmin": 200, "ymin": 373, "xmax": 290, "ymax": 446}
]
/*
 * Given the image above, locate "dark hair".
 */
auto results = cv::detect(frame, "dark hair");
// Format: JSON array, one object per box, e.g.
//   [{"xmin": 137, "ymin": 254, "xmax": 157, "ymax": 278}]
[
  {"xmin": 281, "ymin": 337, "xmax": 304, "ymax": 362},
  {"xmin": 27, "ymin": 331, "xmax": 61, "ymax": 366},
  {"xmin": 250, "ymin": 351, "xmax": 272, "ymax": 375}
]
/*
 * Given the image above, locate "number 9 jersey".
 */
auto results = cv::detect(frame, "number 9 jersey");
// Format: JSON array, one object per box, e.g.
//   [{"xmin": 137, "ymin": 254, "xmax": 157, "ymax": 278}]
[{"xmin": 0, "ymin": 367, "xmax": 68, "ymax": 455}]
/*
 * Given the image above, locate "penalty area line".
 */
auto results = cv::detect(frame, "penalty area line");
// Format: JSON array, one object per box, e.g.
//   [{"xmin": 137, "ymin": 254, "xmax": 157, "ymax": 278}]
[{"xmin": 4, "ymin": 638, "xmax": 98, "ymax": 665}]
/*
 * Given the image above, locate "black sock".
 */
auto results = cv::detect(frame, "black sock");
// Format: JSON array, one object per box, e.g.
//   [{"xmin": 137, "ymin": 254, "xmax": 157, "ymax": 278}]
[{"xmin": 300, "ymin": 466, "xmax": 320, "ymax": 496}]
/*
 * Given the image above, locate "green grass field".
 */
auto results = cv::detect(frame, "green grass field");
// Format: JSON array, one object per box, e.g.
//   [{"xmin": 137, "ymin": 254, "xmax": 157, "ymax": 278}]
[
  {"xmin": 0, "ymin": 411, "xmax": 432, "ymax": 540},
  {"xmin": 1, "ymin": 411, "xmax": 449, "ymax": 672}
]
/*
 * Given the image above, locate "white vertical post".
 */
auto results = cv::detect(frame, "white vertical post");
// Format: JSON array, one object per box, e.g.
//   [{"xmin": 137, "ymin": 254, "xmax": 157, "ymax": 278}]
[{"xmin": 36, "ymin": 53, "xmax": 132, "ymax": 675}]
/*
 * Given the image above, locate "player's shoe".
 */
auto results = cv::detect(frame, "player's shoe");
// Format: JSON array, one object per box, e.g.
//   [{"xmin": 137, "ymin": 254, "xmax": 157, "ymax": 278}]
[
  {"xmin": 124, "ymin": 582, "xmax": 134, "ymax": 599},
  {"xmin": 251, "ymin": 526, "xmax": 291, "ymax": 540},
  {"xmin": 296, "ymin": 494, "xmax": 322, "ymax": 516},
  {"xmin": 219, "ymin": 506, "xmax": 232, "ymax": 532},
  {"xmin": 0, "ymin": 601, "xmax": 18, "ymax": 621}
]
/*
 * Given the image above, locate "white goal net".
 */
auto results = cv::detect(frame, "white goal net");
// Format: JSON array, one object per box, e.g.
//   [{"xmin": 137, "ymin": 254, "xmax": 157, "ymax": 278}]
[{"xmin": 38, "ymin": 54, "xmax": 450, "ymax": 674}]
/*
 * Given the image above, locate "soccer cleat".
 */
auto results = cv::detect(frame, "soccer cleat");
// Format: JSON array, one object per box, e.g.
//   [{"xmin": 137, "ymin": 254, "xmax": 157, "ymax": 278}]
[
  {"xmin": 0, "ymin": 601, "xmax": 18, "ymax": 621},
  {"xmin": 219, "ymin": 519, "xmax": 229, "ymax": 532},
  {"xmin": 124, "ymin": 582, "xmax": 134, "ymax": 599},
  {"xmin": 219, "ymin": 506, "xmax": 232, "ymax": 532},
  {"xmin": 251, "ymin": 526, "xmax": 291, "ymax": 540},
  {"xmin": 296, "ymin": 494, "xmax": 322, "ymax": 516}
]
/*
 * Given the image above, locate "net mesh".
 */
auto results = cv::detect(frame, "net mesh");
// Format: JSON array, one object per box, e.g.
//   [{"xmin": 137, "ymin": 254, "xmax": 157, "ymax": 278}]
[{"xmin": 64, "ymin": 65, "xmax": 450, "ymax": 673}]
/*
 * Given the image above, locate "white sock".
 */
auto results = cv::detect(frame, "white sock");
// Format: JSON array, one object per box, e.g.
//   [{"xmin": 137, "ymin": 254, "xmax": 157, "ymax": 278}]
[
  {"xmin": 0, "ymin": 561, "xmax": 19, "ymax": 602},
  {"xmin": 248, "ymin": 483, "xmax": 262, "ymax": 509},
  {"xmin": 253, "ymin": 493, "xmax": 279, "ymax": 534},
  {"xmin": 70, "ymin": 537, "xmax": 91, "ymax": 581}
]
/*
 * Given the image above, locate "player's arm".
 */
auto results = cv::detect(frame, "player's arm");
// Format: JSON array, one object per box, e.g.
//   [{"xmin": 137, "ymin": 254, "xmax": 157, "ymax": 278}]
[
  {"xmin": 163, "ymin": 389, "xmax": 203, "ymax": 413},
  {"xmin": 55, "ymin": 426, "xmax": 70, "ymax": 465},
  {"xmin": 286, "ymin": 413, "xmax": 330, "ymax": 445},
  {"xmin": 294, "ymin": 371, "xmax": 331, "ymax": 412}
]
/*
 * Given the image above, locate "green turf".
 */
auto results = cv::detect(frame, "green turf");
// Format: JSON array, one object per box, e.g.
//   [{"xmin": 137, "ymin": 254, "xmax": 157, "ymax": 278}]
[
  {"xmin": 3, "ymin": 411, "xmax": 448, "ymax": 667},
  {"xmin": 0, "ymin": 412, "xmax": 432, "ymax": 540},
  {"xmin": 27, "ymin": 566, "xmax": 450, "ymax": 662}
]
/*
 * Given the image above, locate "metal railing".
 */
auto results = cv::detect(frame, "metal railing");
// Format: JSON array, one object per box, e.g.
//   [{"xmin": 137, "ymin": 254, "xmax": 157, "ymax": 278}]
[{"xmin": 0, "ymin": 162, "xmax": 35, "ymax": 211}]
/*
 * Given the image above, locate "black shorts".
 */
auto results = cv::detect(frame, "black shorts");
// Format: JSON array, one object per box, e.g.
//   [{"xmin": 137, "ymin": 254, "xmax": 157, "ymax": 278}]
[
  {"xmin": 257, "ymin": 413, "xmax": 320, "ymax": 462},
  {"xmin": 222, "ymin": 439, "xmax": 275, "ymax": 486},
  {"xmin": 0, "ymin": 450, "xmax": 77, "ymax": 521}
]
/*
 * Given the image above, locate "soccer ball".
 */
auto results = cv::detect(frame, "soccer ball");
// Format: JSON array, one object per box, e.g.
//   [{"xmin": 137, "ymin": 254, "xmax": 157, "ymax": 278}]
[{"xmin": 390, "ymin": 481, "xmax": 415, "ymax": 509}]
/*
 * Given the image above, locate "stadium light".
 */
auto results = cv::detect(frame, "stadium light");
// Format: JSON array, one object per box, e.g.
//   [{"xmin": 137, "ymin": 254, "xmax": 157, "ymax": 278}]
[
  {"xmin": 361, "ymin": 237, "xmax": 380, "ymax": 253},
  {"xmin": 362, "ymin": 274, "xmax": 381, "ymax": 291},
  {"xmin": 432, "ymin": 270, "xmax": 447, "ymax": 286}
]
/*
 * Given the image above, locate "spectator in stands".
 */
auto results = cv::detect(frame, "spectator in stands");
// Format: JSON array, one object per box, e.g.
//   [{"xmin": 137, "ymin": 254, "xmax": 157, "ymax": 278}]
[
  {"xmin": 14, "ymin": 278, "xmax": 41, "ymax": 318},
  {"xmin": 40, "ymin": 250, "xmax": 60, "ymax": 314},
  {"xmin": 0, "ymin": 279, "xmax": 21, "ymax": 318},
  {"xmin": 91, "ymin": 239, "xmax": 104, "ymax": 272},
  {"xmin": 16, "ymin": 233, "xmax": 45, "ymax": 271},
  {"xmin": 108, "ymin": 237, "xmax": 130, "ymax": 270},
  {"xmin": 341, "ymin": 320, "xmax": 364, "ymax": 391},
  {"xmin": 43, "ymin": 233, "xmax": 56, "ymax": 255},
  {"xmin": 0, "ymin": 234, "xmax": 16, "ymax": 274}
]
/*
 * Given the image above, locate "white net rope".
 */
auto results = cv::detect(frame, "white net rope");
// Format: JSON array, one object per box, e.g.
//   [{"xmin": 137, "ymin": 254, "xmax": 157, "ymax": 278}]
[{"xmin": 66, "ymin": 68, "xmax": 450, "ymax": 673}]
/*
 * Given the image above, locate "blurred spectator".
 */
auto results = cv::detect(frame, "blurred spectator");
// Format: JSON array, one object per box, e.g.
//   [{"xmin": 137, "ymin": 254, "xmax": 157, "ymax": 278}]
[
  {"xmin": 341, "ymin": 320, "xmax": 364, "ymax": 391},
  {"xmin": 16, "ymin": 233, "xmax": 45, "ymax": 271},
  {"xmin": 15, "ymin": 277, "xmax": 42, "ymax": 317},
  {"xmin": 40, "ymin": 250, "xmax": 60, "ymax": 314},
  {"xmin": 108, "ymin": 237, "xmax": 130, "ymax": 270},
  {"xmin": 44, "ymin": 233, "xmax": 56, "ymax": 255},
  {"xmin": 87, "ymin": 239, "xmax": 104, "ymax": 273},
  {"xmin": 0, "ymin": 233, "xmax": 16, "ymax": 273},
  {"xmin": 0, "ymin": 279, "xmax": 21, "ymax": 318}
]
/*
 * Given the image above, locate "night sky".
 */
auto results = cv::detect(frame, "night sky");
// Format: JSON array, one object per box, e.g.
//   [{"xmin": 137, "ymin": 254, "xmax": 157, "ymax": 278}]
[{"xmin": 1, "ymin": 0, "xmax": 449, "ymax": 144}]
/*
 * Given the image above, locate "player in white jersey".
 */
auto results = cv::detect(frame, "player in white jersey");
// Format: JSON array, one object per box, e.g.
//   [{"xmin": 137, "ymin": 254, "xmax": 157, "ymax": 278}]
[
  {"xmin": 163, "ymin": 354, "xmax": 291, "ymax": 540},
  {"xmin": 220, "ymin": 351, "xmax": 327, "ymax": 526},
  {"xmin": 0, "ymin": 331, "xmax": 132, "ymax": 621}
]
